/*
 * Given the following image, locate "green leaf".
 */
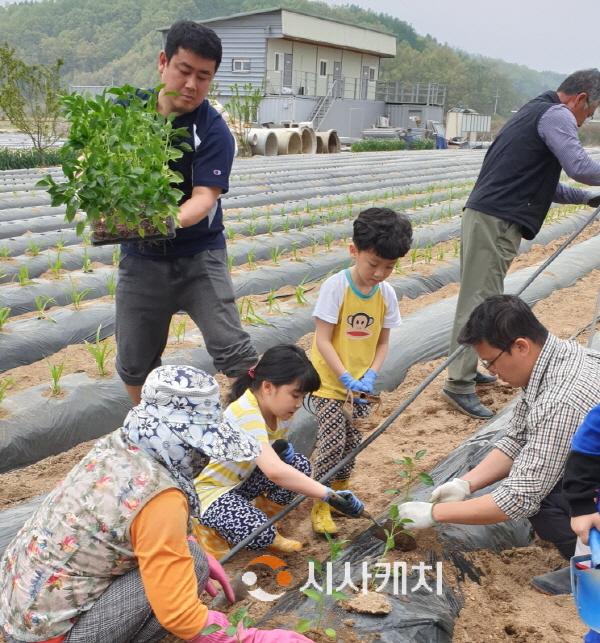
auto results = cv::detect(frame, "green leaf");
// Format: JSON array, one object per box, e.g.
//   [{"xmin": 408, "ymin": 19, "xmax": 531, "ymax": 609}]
[
  {"xmin": 225, "ymin": 625, "xmax": 237, "ymax": 636},
  {"xmin": 302, "ymin": 588, "xmax": 323, "ymax": 603},
  {"xmin": 389, "ymin": 504, "xmax": 400, "ymax": 520},
  {"xmin": 415, "ymin": 449, "xmax": 427, "ymax": 460},
  {"xmin": 418, "ymin": 473, "xmax": 435, "ymax": 486},
  {"xmin": 324, "ymin": 628, "xmax": 337, "ymax": 638},
  {"xmin": 200, "ymin": 625, "xmax": 222, "ymax": 635},
  {"xmin": 384, "ymin": 488, "xmax": 399, "ymax": 494},
  {"xmin": 295, "ymin": 619, "xmax": 312, "ymax": 633},
  {"xmin": 331, "ymin": 590, "xmax": 348, "ymax": 600},
  {"xmin": 75, "ymin": 220, "xmax": 86, "ymax": 236}
]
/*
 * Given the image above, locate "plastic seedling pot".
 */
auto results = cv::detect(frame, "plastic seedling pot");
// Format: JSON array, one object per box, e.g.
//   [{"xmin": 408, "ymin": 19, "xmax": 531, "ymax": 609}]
[{"xmin": 91, "ymin": 216, "xmax": 176, "ymax": 246}]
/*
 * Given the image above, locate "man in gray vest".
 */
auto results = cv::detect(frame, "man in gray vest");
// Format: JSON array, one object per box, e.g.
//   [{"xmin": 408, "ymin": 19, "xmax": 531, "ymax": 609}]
[{"xmin": 443, "ymin": 69, "xmax": 600, "ymax": 419}]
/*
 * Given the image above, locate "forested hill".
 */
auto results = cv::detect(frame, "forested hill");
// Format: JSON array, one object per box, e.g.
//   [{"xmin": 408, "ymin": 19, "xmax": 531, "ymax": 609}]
[{"xmin": 0, "ymin": 0, "xmax": 565, "ymax": 116}]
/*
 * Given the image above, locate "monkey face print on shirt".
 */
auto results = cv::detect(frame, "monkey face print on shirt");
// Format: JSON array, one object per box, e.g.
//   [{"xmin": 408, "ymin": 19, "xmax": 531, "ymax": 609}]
[{"xmin": 346, "ymin": 312, "xmax": 375, "ymax": 338}]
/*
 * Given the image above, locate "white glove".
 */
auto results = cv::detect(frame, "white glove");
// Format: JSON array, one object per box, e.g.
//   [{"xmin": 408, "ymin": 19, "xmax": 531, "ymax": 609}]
[
  {"xmin": 430, "ymin": 478, "xmax": 471, "ymax": 503},
  {"xmin": 397, "ymin": 501, "xmax": 436, "ymax": 529}
]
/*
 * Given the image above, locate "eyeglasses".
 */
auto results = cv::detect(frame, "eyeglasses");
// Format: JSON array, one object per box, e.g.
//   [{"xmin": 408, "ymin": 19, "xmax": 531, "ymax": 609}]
[{"xmin": 480, "ymin": 342, "xmax": 514, "ymax": 370}]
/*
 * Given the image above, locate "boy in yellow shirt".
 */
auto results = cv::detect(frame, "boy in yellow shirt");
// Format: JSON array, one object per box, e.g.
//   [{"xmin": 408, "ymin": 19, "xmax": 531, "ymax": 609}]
[{"xmin": 310, "ymin": 207, "xmax": 412, "ymax": 534}]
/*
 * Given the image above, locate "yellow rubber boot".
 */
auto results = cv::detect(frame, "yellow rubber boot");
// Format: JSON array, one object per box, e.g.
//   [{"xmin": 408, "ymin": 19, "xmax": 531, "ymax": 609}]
[
  {"xmin": 331, "ymin": 479, "xmax": 349, "ymax": 491},
  {"xmin": 191, "ymin": 520, "xmax": 231, "ymax": 559},
  {"xmin": 268, "ymin": 530, "xmax": 304, "ymax": 553},
  {"xmin": 254, "ymin": 495, "xmax": 285, "ymax": 519},
  {"xmin": 311, "ymin": 500, "xmax": 338, "ymax": 535}
]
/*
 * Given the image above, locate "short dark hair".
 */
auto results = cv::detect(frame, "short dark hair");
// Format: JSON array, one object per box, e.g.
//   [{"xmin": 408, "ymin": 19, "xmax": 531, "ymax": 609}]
[
  {"xmin": 228, "ymin": 344, "xmax": 321, "ymax": 404},
  {"xmin": 458, "ymin": 295, "xmax": 548, "ymax": 349},
  {"xmin": 557, "ymin": 69, "xmax": 600, "ymax": 104},
  {"xmin": 164, "ymin": 20, "xmax": 222, "ymax": 70},
  {"xmin": 352, "ymin": 207, "xmax": 413, "ymax": 260}
]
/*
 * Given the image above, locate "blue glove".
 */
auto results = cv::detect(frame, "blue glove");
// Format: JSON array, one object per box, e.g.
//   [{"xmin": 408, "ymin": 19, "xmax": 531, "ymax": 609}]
[
  {"xmin": 272, "ymin": 439, "xmax": 295, "ymax": 464},
  {"xmin": 323, "ymin": 488, "xmax": 364, "ymax": 518},
  {"xmin": 359, "ymin": 368, "xmax": 378, "ymax": 394},
  {"xmin": 339, "ymin": 371, "xmax": 368, "ymax": 393}
]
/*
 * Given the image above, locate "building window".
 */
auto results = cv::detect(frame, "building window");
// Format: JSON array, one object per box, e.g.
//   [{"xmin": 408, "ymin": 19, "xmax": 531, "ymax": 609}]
[
  {"xmin": 274, "ymin": 52, "xmax": 282, "ymax": 72},
  {"xmin": 369, "ymin": 67, "xmax": 376, "ymax": 81},
  {"xmin": 232, "ymin": 58, "xmax": 251, "ymax": 73},
  {"xmin": 319, "ymin": 60, "xmax": 327, "ymax": 77}
]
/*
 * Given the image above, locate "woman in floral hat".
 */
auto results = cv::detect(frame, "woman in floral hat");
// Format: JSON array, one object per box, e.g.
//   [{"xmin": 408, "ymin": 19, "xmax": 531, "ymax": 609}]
[{"xmin": 0, "ymin": 365, "xmax": 313, "ymax": 643}]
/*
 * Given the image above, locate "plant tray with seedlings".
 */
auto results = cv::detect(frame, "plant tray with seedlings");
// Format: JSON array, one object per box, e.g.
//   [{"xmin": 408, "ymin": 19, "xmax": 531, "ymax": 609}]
[{"xmin": 37, "ymin": 85, "xmax": 188, "ymax": 246}]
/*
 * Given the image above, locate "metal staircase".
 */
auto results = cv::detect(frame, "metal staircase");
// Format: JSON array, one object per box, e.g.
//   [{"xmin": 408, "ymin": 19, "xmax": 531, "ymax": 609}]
[{"xmin": 309, "ymin": 79, "xmax": 339, "ymax": 130}]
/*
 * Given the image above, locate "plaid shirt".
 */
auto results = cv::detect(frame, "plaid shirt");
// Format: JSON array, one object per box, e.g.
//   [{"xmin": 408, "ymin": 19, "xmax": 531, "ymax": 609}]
[{"xmin": 492, "ymin": 334, "xmax": 600, "ymax": 519}]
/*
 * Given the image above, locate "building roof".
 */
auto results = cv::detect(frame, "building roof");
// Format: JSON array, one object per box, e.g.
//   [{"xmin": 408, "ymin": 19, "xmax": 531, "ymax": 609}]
[{"xmin": 158, "ymin": 7, "xmax": 395, "ymax": 37}]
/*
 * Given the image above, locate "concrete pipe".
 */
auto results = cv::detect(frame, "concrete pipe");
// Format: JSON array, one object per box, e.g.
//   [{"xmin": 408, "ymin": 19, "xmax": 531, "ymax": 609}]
[
  {"xmin": 248, "ymin": 129, "xmax": 278, "ymax": 156},
  {"xmin": 297, "ymin": 126, "xmax": 317, "ymax": 154},
  {"xmin": 244, "ymin": 130, "xmax": 259, "ymax": 147},
  {"xmin": 316, "ymin": 129, "xmax": 341, "ymax": 154},
  {"xmin": 272, "ymin": 129, "xmax": 302, "ymax": 155}
]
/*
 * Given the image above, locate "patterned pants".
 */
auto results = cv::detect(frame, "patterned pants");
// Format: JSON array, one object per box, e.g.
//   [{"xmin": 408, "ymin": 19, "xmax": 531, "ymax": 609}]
[
  {"xmin": 312, "ymin": 396, "xmax": 371, "ymax": 482},
  {"xmin": 2, "ymin": 541, "xmax": 209, "ymax": 643},
  {"xmin": 201, "ymin": 452, "xmax": 311, "ymax": 550}
]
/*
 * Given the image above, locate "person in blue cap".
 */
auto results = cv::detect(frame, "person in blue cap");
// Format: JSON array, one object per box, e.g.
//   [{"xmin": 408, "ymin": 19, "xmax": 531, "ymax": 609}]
[{"xmin": 564, "ymin": 403, "xmax": 600, "ymax": 643}]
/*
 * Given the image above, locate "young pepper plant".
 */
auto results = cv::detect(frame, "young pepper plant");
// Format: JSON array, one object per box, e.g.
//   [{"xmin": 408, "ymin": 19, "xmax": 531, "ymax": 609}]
[{"xmin": 37, "ymin": 85, "xmax": 190, "ymax": 238}]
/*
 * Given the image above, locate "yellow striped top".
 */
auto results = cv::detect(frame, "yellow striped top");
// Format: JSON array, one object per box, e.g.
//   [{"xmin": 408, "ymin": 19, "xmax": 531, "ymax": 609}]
[{"xmin": 194, "ymin": 389, "xmax": 288, "ymax": 515}]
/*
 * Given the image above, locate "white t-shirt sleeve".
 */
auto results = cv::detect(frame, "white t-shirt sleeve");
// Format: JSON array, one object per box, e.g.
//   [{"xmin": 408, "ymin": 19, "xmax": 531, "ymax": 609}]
[
  {"xmin": 381, "ymin": 282, "xmax": 402, "ymax": 328},
  {"xmin": 313, "ymin": 272, "xmax": 346, "ymax": 324}
]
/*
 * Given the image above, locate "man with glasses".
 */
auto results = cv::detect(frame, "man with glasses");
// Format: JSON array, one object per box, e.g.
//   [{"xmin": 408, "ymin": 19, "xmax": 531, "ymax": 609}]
[
  {"xmin": 443, "ymin": 69, "xmax": 600, "ymax": 419},
  {"xmin": 400, "ymin": 295, "xmax": 600, "ymax": 594}
]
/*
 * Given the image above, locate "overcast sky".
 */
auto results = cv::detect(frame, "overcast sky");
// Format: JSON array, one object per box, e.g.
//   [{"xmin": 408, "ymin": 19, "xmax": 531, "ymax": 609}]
[{"xmin": 328, "ymin": 0, "xmax": 599, "ymax": 74}]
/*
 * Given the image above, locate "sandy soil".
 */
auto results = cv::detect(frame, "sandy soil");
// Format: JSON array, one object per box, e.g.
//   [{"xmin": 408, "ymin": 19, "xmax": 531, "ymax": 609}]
[{"xmin": 1, "ymin": 242, "xmax": 599, "ymax": 641}]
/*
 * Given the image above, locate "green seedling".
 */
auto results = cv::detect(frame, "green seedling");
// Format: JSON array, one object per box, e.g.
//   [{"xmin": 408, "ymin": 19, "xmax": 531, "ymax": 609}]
[
  {"xmin": 106, "ymin": 273, "xmax": 117, "ymax": 298},
  {"xmin": 85, "ymin": 325, "xmax": 112, "ymax": 376},
  {"xmin": 238, "ymin": 297, "xmax": 269, "ymax": 326},
  {"xmin": 385, "ymin": 449, "xmax": 434, "ymax": 502},
  {"xmin": 70, "ymin": 282, "xmax": 92, "ymax": 310},
  {"xmin": 246, "ymin": 249, "xmax": 256, "ymax": 268},
  {"xmin": 437, "ymin": 248, "xmax": 445, "ymax": 262},
  {"xmin": 423, "ymin": 245, "xmax": 433, "ymax": 264},
  {"xmin": 112, "ymin": 246, "xmax": 121, "ymax": 267},
  {"xmin": 0, "ymin": 376, "xmax": 14, "ymax": 404},
  {"xmin": 394, "ymin": 260, "xmax": 403, "ymax": 274},
  {"xmin": 34, "ymin": 296, "xmax": 56, "ymax": 321},
  {"xmin": 227, "ymin": 255, "xmax": 235, "ymax": 272},
  {"xmin": 0, "ymin": 246, "xmax": 10, "ymax": 258},
  {"xmin": 323, "ymin": 233, "xmax": 334, "ymax": 252},
  {"xmin": 265, "ymin": 290, "xmax": 281, "ymax": 314},
  {"xmin": 245, "ymin": 222, "xmax": 257, "ymax": 236},
  {"xmin": 270, "ymin": 246, "xmax": 282, "ymax": 265},
  {"xmin": 201, "ymin": 606, "xmax": 254, "ymax": 640},
  {"xmin": 54, "ymin": 238, "xmax": 66, "ymax": 251},
  {"xmin": 0, "ymin": 306, "xmax": 11, "ymax": 331},
  {"xmin": 283, "ymin": 217, "xmax": 291, "ymax": 233},
  {"xmin": 294, "ymin": 283, "xmax": 308, "ymax": 305},
  {"xmin": 48, "ymin": 361, "xmax": 65, "ymax": 396},
  {"xmin": 49, "ymin": 252, "xmax": 63, "ymax": 278},
  {"xmin": 453, "ymin": 239, "xmax": 460, "ymax": 257},
  {"xmin": 266, "ymin": 217, "xmax": 274, "ymax": 236},
  {"xmin": 296, "ymin": 219, "xmax": 305, "ymax": 232},
  {"xmin": 226, "ymin": 227, "xmax": 236, "ymax": 241},
  {"xmin": 409, "ymin": 248, "xmax": 418, "ymax": 269},
  {"xmin": 81, "ymin": 249, "xmax": 92, "ymax": 273},
  {"xmin": 17, "ymin": 265, "xmax": 32, "ymax": 286},
  {"xmin": 171, "ymin": 318, "xmax": 187, "ymax": 343},
  {"xmin": 291, "ymin": 243, "xmax": 302, "ymax": 262},
  {"xmin": 81, "ymin": 232, "xmax": 91, "ymax": 246},
  {"xmin": 296, "ymin": 534, "xmax": 348, "ymax": 639},
  {"xmin": 26, "ymin": 241, "xmax": 41, "ymax": 256}
]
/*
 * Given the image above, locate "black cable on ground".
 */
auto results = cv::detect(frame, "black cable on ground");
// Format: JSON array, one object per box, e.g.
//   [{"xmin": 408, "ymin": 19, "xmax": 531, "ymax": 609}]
[{"xmin": 219, "ymin": 204, "xmax": 600, "ymax": 563}]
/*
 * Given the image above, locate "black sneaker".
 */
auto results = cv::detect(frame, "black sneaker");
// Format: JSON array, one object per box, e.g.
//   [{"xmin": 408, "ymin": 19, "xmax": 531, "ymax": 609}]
[
  {"xmin": 474, "ymin": 371, "xmax": 497, "ymax": 386},
  {"xmin": 531, "ymin": 567, "xmax": 572, "ymax": 595},
  {"xmin": 442, "ymin": 390, "xmax": 495, "ymax": 419}
]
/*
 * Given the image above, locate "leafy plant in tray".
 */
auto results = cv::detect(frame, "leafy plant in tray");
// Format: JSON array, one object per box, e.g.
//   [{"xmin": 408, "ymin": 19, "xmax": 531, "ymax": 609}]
[{"xmin": 38, "ymin": 85, "xmax": 191, "ymax": 245}]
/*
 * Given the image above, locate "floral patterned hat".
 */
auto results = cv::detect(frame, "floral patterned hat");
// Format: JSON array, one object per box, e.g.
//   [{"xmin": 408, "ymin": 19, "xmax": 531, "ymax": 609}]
[{"xmin": 122, "ymin": 365, "xmax": 260, "ymax": 519}]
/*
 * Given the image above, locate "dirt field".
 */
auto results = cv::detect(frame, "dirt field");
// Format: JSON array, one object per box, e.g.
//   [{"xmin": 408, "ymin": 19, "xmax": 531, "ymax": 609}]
[{"xmin": 1, "ymin": 237, "xmax": 598, "ymax": 642}]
